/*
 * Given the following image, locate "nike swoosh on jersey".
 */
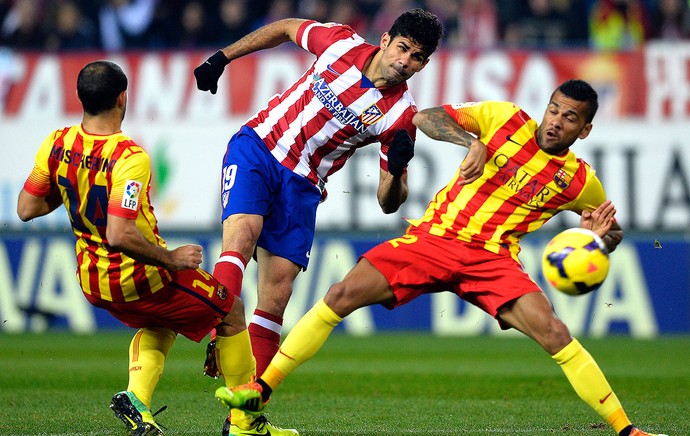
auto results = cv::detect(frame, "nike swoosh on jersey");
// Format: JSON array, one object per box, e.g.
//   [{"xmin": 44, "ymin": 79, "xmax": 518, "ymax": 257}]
[
  {"xmin": 506, "ymin": 135, "xmax": 521, "ymax": 145},
  {"xmin": 326, "ymin": 63, "xmax": 341, "ymax": 76}
]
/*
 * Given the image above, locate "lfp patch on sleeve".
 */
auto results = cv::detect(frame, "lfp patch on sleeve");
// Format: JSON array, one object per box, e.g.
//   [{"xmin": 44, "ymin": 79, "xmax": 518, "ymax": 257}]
[{"xmin": 122, "ymin": 180, "xmax": 142, "ymax": 211}]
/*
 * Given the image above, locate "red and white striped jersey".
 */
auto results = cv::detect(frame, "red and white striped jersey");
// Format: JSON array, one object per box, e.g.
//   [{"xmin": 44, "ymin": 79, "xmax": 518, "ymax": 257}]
[{"xmin": 245, "ymin": 20, "xmax": 419, "ymax": 187}]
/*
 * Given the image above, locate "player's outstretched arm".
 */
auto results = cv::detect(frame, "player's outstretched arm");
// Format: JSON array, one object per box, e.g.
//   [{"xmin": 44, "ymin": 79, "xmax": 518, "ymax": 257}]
[
  {"xmin": 106, "ymin": 214, "xmax": 203, "ymax": 270},
  {"xmin": 195, "ymin": 18, "xmax": 308, "ymax": 94},
  {"xmin": 219, "ymin": 18, "xmax": 307, "ymax": 61},
  {"xmin": 412, "ymin": 107, "xmax": 486, "ymax": 185}
]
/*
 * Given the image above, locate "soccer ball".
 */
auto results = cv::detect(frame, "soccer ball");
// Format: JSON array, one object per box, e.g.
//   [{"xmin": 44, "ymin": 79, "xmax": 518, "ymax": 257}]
[{"xmin": 541, "ymin": 228, "xmax": 610, "ymax": 295}]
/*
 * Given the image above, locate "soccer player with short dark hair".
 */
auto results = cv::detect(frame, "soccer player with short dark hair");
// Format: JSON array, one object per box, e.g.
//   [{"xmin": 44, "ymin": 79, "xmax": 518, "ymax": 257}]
[
  {"xmin": 16, "ymin": 60, "xmax": 283, "ymax": 435},
  {"xmin": 194, "ymin": 9, "xmax": 445, "ymax": 435},
  {"xmin": 218, "ymin": 80, "xmax": 666, "ymax": 436}
]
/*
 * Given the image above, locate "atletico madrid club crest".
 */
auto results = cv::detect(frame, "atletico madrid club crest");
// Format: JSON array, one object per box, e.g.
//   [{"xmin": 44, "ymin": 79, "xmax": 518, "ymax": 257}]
[{"xmin": 360, "ymin": 103, "xmax": 383, "ymax": 126}]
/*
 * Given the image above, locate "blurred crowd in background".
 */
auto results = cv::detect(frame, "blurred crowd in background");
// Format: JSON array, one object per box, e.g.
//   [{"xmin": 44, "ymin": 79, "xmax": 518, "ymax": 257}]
[{"xmin": 1, "ymin": 0, "xmax": 689, "ymax": 53}]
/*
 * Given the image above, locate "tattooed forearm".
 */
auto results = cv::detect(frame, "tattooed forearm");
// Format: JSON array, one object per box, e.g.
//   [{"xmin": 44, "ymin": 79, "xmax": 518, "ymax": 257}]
[{"xmin": 413, "ymin": 107, "xmax": 476, "ymax": 149}]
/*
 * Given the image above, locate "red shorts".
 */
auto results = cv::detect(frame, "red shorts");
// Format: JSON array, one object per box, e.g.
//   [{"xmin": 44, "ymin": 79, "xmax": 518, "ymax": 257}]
[
  {"xmin": 362, "ymin": 227, "xmax": 541, "ymax": 322},
  {"xmin": 84, "ymin": 268, "xmax": 233, "ymax": 342}
]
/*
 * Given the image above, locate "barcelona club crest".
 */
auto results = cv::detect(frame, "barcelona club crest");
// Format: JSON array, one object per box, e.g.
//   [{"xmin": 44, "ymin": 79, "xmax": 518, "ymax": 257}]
[
  {"xmin": 553, "ymin": 168, "xmax": 572, "ymax": 189},
  {"xmin": 216, "ymin": 284, "xmax": 227, "ymax": 300},
  {"xmin": 360, "ymin": 103, "xmax": 383, "ymax": 126}
]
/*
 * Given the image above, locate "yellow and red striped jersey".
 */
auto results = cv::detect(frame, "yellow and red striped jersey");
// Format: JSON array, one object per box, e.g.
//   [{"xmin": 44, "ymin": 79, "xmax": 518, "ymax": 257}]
[
  {"xmin": 23, "ymin": 125, "xmax": 170, "ymax": 302},
  {"xmin": 408, "ymin": 101, "xmax": 606, "ymax": 262}
]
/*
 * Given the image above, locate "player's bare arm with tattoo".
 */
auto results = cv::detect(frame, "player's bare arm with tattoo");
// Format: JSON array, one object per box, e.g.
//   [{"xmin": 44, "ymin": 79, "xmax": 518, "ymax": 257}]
[{"xmin": 413, "ymin": 106, "xmax": 487, "ymax": 185}]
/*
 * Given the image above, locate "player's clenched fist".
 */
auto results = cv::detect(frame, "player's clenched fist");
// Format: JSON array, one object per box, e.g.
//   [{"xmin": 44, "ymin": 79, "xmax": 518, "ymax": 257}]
[
  {"xmin": 170, "ymin": 244, "xmax": 203, "ymax": 270},
  {"xmin": 387, "ymin": 129, "xmax": 415, "ymax": 177},
  {"xmin": 194, "ymin": 50, "xmax": 230, "ymax": 94},
  {"xmin": 457, "ymin": 139, "xmax": 486, "ymax": 185}
]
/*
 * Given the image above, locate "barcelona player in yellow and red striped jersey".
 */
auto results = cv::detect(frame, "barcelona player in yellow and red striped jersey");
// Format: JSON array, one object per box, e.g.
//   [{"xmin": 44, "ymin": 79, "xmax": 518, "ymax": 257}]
[
  {"xmin": 17, "ymin": 60, "xmax": 297, "ymax": 436},
  {"xmin": 218, "ymin": 80, "xmax": 666, "ymax": 436}
]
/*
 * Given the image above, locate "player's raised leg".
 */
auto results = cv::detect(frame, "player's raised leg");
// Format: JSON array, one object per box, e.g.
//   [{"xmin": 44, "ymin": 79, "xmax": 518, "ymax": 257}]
[{"xmin": 218, "ymin": 258, "xmax": 393, "ymax": 410}]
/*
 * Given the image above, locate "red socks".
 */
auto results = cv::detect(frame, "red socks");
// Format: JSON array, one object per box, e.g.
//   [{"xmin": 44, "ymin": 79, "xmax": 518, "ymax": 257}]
[
  {"xmin": 213, "ymin": 251, "xmax": 247, "ymax": 298},
  {"xmin": 213, "ymin": 252, "xmax": 283, "ymax": 375},
  {"xmin": 248, "ymin": 309, "xmax": 283, "ymax": 374}
]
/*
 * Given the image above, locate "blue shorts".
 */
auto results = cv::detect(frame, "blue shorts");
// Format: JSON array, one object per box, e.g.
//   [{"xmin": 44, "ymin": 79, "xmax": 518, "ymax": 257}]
[{"xmin": 220, "ymin": 126, "xmax": 321, "ymax": 269}]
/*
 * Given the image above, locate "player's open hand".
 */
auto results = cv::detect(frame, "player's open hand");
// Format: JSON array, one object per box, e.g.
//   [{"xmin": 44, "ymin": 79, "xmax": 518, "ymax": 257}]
[
  {"xmin": 387, "ymin": 130, "xmax": 414, "ymax": 177},
  {"xmin": 169, "ymin": 244, "xmax": 203, "ymax": 270},
  {"xmin": 194, "ymin": 51, "xmax": 230, "ymax": 94},
  {"xmin": 580, "ymin": 200, "xmax": 616, "ymax": 238},
  {"xmin": 457, "ymin": 139, "xmax": 486, "ymax": 185}
]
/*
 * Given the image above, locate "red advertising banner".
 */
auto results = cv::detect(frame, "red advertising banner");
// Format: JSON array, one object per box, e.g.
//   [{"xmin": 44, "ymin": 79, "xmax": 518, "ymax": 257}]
[
  {"xmin": 0, "ymin": 48, "xmax": 657, "ymax": 120},
  {"xmin": 2, "ymin": 45, "xmax": 689, "ymax": 232}
]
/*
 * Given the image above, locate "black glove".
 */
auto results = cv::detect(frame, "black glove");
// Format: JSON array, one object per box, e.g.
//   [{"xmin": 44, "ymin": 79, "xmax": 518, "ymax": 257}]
[
  {"xmin": 194, "ymin": 50, "xmax": 230, "ymax": 94},
  {"xmin": 387, "ymin": 129, "xmax": 414, "ymax": 177}
]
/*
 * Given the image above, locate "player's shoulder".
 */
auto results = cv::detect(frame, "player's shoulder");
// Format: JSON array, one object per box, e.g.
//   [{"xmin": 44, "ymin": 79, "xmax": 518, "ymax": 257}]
[
  {"xmin": 303, "ymin": 20, "xmax": 364, "ymax": 47},
  {"xmin": 448, "ymin": 100, "xmax": 519, "ymax": 112},
  {"xmin": 307, "ymin": 21, "xmax": 357, "ymax": 37},
  {"xmin": 47, "ymin": 125, "xmax": 75, "ymax": 140},
  {"xmin": 574, "ymin": 154, "xmax": 596, "ymax": 172},
  {"xmin": 562, "ymin": 151, "xmax": 599, "ymax": 184},
  {"xmin": 446, "ymin": 101, "xmax": 525, "ymax": 127},
  {"xmin": 114, "ymin": 134, "xmax": 149, "ymax": 160}
]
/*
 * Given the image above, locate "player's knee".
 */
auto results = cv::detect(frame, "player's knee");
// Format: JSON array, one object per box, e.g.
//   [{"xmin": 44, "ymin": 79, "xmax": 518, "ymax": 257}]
[
  {"xmin": 324, "ymin": 281, "xmax": 345, "ymax": 302},
  {"xmin": 219, "ymin": 296, "xmax": 247, "ymax": 332},
  {"xmin": 323, "ymin": 281, "xmax": 358, "ymax": 315},
  {"xmin": 255, "ymin": 287, "xmax": 292, "ymax": 319},
  {"xmin": 541, "ymin": 319, "xmax": 572, "ymax": 354}
]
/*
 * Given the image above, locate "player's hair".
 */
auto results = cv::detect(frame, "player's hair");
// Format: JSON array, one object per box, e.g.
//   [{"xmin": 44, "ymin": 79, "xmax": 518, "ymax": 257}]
[
  {"xmin": 388, "ymin": 8, "xmax": 444, "ymax": 58},
  {"xmin": 556, "ymin": 79, "xmax": 599, "ymax": 123},
  {"xmin": 77, "ymin": 60, "xmax": 128, "ymax": 115}
]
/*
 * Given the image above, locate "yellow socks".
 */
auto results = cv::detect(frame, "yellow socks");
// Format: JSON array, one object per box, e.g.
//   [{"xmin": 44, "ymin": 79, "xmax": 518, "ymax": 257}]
[
  {"xmin": 217, "ymin": 329, "xmax": 257, "ymax": 429},
  {"xmin": 230, "ymin": 409, "xmax": 259, "ymax": 429},
  {"xmin": 126, "ymin": 327, "xmax": 176, "ymax": 408},
  {"xmin": 553, "ymin": 338, "xmax": 632, "ymax": 434},
  {"xmin": 216, "ymin": 329, "xmax": 256, "ymax": 387},
  {"xmin": 262, "ymin": 299, "xmax": 343, "ymax": 390}
]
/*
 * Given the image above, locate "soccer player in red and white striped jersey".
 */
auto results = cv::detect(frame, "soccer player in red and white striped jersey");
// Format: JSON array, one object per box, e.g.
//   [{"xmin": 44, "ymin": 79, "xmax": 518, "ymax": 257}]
[
  {"xmin": 220, "ymin": 80, "xmax": 666, "ymax": 436},
  {"xmin": 194, "ymin": 10, "xmax": 443, "ymax": 433},
  {"xmin": 16, "ymin": 60, "xmax": 292, "ymax": 435}
]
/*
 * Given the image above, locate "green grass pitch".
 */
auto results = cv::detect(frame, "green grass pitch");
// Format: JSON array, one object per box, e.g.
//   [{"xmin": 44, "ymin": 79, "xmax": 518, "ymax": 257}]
[{"xmin": 0, "ymin": 332, "xmax": 688, "ymax": 435}]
